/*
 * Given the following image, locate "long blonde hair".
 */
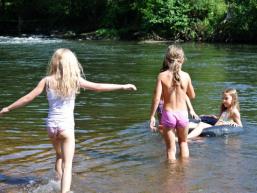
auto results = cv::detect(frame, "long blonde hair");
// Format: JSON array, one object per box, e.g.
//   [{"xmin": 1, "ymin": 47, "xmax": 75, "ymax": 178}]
[
  {"xmin": 47, "ymin": 48, "xmax": 84, "ymax": 97},
  {"xmin": 220, "ymin": 88, "xmax": 240, "ymax": 116},
  {"xmin": 162, "ymin": 45, "xmax": 184, "ymax": 86}
]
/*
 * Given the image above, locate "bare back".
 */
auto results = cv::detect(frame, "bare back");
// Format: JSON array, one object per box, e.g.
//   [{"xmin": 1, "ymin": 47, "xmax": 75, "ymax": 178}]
[{"xmin": 159, "ymin": 70, "xmax": 192, "ymax": 111}]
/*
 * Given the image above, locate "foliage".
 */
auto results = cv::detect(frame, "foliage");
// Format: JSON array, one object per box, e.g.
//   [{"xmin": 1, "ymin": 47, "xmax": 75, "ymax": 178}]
[
  {"xmin": 95, "ymin": 28, "xmax": 119, "ymax": 39},
  {"xmin": 0, "ymin": 0, "xmax": 256, "ymax": 42},
  {"xmin": 135, "ymin": 0, "xmax": 227, "ymax": 41},
  {"xmin": 215, "ymin": 0, "xmax": 257, "ymax": 42}
]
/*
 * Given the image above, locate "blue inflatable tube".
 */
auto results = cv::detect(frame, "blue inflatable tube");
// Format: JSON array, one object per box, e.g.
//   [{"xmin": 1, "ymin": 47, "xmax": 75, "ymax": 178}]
[
  {"xmin": 200, "ymin": 125, "xmax": 244, "ymax": 137},
  {"xmin": 191, "ymin": 116, "xmax": 244, "ymax": 137}
]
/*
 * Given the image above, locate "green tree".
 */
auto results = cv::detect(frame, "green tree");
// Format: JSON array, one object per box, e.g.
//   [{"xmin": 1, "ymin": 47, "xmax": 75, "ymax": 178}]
[{"xmin": 216, "ymin": 0, "xmax": 257, "ymax": 42}]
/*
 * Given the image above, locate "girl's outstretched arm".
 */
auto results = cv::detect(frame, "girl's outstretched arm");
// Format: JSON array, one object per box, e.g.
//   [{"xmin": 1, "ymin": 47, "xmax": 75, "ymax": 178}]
[
  {"xmin": 79, "ymin": 78, "xmax": 137, "ymax": 92},
  {"xmin": 0, "ymin": 78, "xmax": 46, "ymax": 115}
]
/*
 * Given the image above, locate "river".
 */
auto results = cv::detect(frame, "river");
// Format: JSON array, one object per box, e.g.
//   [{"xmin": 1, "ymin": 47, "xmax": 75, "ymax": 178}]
[{"xmin": 0, "ymin": 36, "xmax": 257, "ymax": 193}]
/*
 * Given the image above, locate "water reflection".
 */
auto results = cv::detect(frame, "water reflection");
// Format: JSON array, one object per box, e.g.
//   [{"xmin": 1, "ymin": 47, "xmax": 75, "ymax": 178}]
[
  {"xmin": 159, "ymin": 160, "xmax": 189, "ymax": 193},
  {"xmin": 0, "ymin": 38, "xmax": 257, "ymax": 192}
]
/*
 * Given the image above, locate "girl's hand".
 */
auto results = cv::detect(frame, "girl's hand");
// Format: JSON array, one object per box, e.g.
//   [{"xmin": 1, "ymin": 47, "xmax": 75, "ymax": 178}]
[
  {"xmin": 123, "ymin": 84, "xmax": 137, "ymax": 91},
  {"xmin": 150, "ymin": 116, "xmax": 158, "ymax": 132},
  {"xmin": 0, "ymin": 107, "xmax": 9, "ymax": 116},
  {"xmin": 189, "ymin": 109, "xmax": 200, "ymax": 120},
  {"xmin": 228, "ymin": 122, "xmax": 239, "ymax": 127}
]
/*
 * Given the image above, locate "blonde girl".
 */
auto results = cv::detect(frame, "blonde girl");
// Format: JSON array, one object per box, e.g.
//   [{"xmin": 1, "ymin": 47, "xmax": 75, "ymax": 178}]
[
  {"xmin": 0, "ymin": 48, "xmax": 136, "ymax": 193},
  {"xmin": 150, "ymin": 45, "xmax": 196, "ymax": 161},
  {"xmin": 187, "ymin": 88, "xmax": 242, "ymax": 139}
]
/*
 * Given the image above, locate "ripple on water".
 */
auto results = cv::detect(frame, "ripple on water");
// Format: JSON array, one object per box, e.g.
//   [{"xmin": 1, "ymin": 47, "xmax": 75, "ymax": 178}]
[
  {"xmin": 0, "ymin": 36, "xmax": 63, "ymax": 45},
  {"xmin": 0, "ymin": 41, "xmax": 257, "ymax": 193}
]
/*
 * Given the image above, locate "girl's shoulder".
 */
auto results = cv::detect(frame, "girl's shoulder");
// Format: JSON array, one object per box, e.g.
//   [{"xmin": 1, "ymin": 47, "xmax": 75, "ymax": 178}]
[
  {"xmin": 44, "ymin": 75, "xmax": 53, "ymax": 80},
  {"xmin": 231, "ymin": 108, "xmax": 240, "ymax": 117},
  {"xmin": 158, "ymin": 71, "xmax": 169, "ymax": 79},
  {"xmin": 159, "ymin": 70, "xmax": 169, "ymax": 75},
  {"xmin": 180, "ymin": 70, "xmax": 190, "ymax": 78},
  {"xmin": 44, "ymin": 76, "xmax": 56, "ymax": 90},
  {"xmin": 36, "ymin": 76, "xmax": 49, "ymax": 85}
]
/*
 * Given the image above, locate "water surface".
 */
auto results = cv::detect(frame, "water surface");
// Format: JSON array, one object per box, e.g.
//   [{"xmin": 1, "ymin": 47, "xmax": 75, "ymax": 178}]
[{"xmin": 0, "ymin": 37, "xmax": 257, "ymax": 193}]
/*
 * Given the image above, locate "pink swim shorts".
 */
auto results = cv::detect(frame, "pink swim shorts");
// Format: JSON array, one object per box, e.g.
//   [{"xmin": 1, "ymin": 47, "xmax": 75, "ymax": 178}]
[
  {"xmin": 161, "ymin": 110, "xmax": 189, "ymax": 129},
  {"xmin": 47, "ymin": 127, "xmax": 65, "ymax": 138}
]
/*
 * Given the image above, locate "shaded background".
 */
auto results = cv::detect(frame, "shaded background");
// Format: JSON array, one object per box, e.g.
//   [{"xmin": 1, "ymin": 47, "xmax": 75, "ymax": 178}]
[{"xmin": 0, "ymin": 0, "xmax": 257, "ymax": 42}]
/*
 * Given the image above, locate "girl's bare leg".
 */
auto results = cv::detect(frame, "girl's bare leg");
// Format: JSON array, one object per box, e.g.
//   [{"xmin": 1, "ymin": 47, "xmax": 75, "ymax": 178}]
[
  {"xmin": 59, "ymin": 130, "xmax": 75, "ymax": 193},
  {"xmin": 177, "ymin": 127, "xmax": 189, "ymax": 158},
  {"xmin": 162, "ymin": 128, "xmax": 176, "ymax": 161},
  {"xmin": 187, "ymin": 122, "xmax": 211, "ymax": 139},
  {"xmin": 50, "ymin": 138, "xmax": 63, "ymax": 180}
]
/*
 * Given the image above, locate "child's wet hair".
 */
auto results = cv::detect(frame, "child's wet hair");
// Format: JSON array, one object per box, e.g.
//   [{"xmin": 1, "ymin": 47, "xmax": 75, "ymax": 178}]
[
  {"xmin": 161, "ymin": 45, "xmax": 185, "ymax": 86},
  {"xmin": 220, "ymin": 88, "xmax": 240, "ymax": 114}
]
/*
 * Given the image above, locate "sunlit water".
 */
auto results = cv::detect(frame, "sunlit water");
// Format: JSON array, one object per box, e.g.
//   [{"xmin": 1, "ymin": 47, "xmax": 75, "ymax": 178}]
[{"xmin": 0, "ymin": 37, "xmax": 257, "ymax": 193}]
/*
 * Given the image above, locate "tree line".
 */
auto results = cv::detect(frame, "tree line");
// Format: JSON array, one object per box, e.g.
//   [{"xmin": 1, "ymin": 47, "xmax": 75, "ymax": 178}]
[{"xmin": 0, "ymin": 0, "xmax": 256, "ymax": 43}]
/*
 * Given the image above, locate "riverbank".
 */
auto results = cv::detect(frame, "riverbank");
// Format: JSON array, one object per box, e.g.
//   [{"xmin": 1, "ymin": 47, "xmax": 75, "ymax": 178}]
[
  {"xmin": 0, "ymin": 25, "xmax": 184, "ymax": 43},
  {"xmin": 0, "ymin": 19, "xmax": 255, "ymax": 43},
  {"xmin": 41, "ymin": 30, "xmax": 175, "ymax": 42},
  {"xmin": 0, "ymin": 30, "xmax": 187, "ymax": 45}
]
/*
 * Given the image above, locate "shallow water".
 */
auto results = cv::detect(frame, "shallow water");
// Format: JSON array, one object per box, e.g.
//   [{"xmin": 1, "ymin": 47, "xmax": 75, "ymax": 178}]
[{"xmin": 0, "ymin": 37, "xmax": 257, "ymax": 193}]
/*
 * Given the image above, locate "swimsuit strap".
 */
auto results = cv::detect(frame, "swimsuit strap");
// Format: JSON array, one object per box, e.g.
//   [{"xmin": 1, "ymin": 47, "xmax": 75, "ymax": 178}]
[{"xmin": 45, "ymin": 76, "xmax": 51, "ymax": 91}]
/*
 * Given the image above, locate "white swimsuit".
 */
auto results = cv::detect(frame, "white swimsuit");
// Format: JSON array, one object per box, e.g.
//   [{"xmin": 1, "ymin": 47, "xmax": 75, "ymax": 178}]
[
  {"xmin": 219, "ymin": 111, "xmax": 231, "ymax": 122},
  {"xmin": 46, "ymin": 88, "xmax": 75, "ymax": 130},
  {"xmin": 216, "ymin": 111, "xmax": 233, "ymax": 125}
]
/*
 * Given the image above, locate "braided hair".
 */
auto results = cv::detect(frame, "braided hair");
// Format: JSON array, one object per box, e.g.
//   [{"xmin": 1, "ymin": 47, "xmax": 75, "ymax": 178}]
[{"xmin": 161, "ymin": 45, "xmax": 185, "ymax": 87}]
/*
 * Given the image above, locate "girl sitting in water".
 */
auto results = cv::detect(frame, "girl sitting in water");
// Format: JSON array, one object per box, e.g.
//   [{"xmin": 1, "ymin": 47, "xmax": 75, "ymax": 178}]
[{"xmin": 187, "ymin": 88, "xmax": 242, "ymax": 139}]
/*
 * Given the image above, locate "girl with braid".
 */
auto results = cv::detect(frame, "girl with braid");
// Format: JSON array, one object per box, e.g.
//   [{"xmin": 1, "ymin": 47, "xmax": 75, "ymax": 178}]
[{"xmin": 150, "ymin": 45, "xmax": 196, "ymax": 161}]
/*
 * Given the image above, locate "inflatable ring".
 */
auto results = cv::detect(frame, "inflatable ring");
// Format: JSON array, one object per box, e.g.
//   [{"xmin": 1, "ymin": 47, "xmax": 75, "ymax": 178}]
[
  {"xmin": 200, "ymin": 125, "xmax": 244, "ymax": 137},
  {"xmin": 191, "ymin": 116, "xmax": 244, "ymax": 137}
]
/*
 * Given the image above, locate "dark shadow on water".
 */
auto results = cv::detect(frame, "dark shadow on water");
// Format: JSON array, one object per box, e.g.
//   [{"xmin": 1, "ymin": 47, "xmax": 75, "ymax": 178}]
[{"xmin": 0, "ymin": 173, "xmax": 37, "ymax": 185}]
